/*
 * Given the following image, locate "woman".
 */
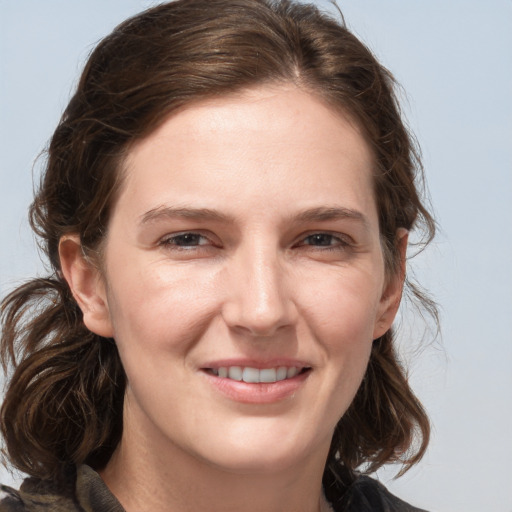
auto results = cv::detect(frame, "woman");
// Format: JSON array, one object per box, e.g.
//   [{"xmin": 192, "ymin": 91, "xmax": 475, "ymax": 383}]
[{"xmin": 0, "ymin": 1, "xmax": 437, "ymax": 511}]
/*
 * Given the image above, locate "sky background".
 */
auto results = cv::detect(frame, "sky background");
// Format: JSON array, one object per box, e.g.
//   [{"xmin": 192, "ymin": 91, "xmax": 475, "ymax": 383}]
[{"xmin": 1, "ymin": 1, "xmax": 511, "ymax": 511}]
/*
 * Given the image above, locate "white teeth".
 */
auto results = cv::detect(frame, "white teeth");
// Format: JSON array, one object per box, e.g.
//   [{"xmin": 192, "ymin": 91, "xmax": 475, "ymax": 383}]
[
  {"xmin": 228, "ymin": 366, "xmax": 243, "ymax": 381},
  {"xmin": 212, "ymin": 366, "xmax": 305, "ymax": 383},
  {"xmin": 242, "ymin": 367, "xmax": 260, "ymax": 383},
  {"xmin": 287, "ymin": 367, "xmax": 298, "ymax": 378},
  {"xmin": 276, "ymin": 366, "xmax": 288, "ymax": 381},
  {"xmin": 276, "ymin": 366, "xmax": 288, "ymax": 380},
  {"xmin": 259, "ymin": 368, "xmax": 277, "ymax": 383}
]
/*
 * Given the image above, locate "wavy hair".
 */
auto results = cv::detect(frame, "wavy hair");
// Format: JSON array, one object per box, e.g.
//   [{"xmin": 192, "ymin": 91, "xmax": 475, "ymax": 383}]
[{"xmin": 1, "ymin": 0, "xmax": 437, "ymax": 484}]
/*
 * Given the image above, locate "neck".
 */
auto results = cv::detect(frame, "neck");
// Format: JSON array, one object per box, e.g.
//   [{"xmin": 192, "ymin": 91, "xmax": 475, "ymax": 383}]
[{"xmin": 100, "ymin": 403, "xmax": 333, "ymax": 512}]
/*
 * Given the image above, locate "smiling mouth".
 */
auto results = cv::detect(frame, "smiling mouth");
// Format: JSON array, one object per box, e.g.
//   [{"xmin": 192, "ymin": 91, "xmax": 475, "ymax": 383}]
[{"xmin": 203, "ymin": 366, "xmax": 311, "ymax": 383}]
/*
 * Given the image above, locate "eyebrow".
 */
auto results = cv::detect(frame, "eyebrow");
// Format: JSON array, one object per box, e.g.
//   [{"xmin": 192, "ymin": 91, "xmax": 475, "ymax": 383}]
[
  {"xmin": 294, "ymin": 206, "xmax": 369, "ymax": 227},
  {"xmin": 139, "ymin": 206, "xmax": 234, "ymax": 225},
  {"xmin": 139, "ymin": 205, "xmax": 369, "ymax": 230}
]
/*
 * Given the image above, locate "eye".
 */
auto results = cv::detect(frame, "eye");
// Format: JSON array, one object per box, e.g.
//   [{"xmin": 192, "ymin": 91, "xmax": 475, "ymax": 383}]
[
  {"xmin": 292, "ymin": 232, "xmax": 354, "ymax": 261},
  {"xmin": 160, "ymin": 232, "xmax": 211, "ymax": 249},
  {"xmin": 303, "ymin": 233, "xmax": 339, "ymax": 247},
  {"xmin": 297, "ymin": 232, "xmax": 351, "ymax": 250}
]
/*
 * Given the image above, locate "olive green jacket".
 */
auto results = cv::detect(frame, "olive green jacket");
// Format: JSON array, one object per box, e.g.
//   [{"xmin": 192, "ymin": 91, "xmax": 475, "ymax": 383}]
[{"xmin": 0, "ymin": 465, "xmax": 427, "ymax": 511}]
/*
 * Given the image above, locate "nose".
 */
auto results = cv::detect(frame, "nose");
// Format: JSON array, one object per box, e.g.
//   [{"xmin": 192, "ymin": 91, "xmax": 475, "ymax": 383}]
[{"xmin": 221, "ymin": 244, "xmax": 297, "ymax": 337}]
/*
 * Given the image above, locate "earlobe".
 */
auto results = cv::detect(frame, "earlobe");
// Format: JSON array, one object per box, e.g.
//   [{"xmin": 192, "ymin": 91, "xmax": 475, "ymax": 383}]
[
  {"xmin": 372, "ymin": 229, "xmax": 408, "ymax": 340},
  {"xmin": 59, "ymin": 235, "xmax": 114, "ymax": 338}
]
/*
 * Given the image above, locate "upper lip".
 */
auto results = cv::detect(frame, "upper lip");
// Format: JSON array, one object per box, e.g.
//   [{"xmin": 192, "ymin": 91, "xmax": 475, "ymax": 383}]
[{"xmin": 200, "ymin": 358, "xmax": 312, "ymax": 370}]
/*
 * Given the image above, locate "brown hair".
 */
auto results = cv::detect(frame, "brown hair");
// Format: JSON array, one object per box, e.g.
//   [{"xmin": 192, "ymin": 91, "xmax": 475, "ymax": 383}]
[{"xmin": 1, "ymin": 0, "xmax": 436, "ymax": 486}]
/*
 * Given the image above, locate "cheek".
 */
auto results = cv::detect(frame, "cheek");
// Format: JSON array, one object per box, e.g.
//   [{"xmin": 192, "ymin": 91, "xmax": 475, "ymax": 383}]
[
  {"xmin": 295, "ymin": 266, "xmax": 381, "ymax": 400},
  {"xmin": 291, "ymin": 274, "xmax": 378, "ymax": 432},
  {"xmin": 296, "ymin": 266, "xmax": 383, "ymax": 343},
  {"xmin": 104, "ymin": 262, "xmax": 221, "ymax": 360}
]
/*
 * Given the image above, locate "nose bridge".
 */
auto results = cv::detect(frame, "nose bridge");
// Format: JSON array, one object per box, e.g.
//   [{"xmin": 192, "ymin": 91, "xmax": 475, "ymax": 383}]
[{"xmin": 222, "ymin": 239, "xmax": 294, "ymax": 336}]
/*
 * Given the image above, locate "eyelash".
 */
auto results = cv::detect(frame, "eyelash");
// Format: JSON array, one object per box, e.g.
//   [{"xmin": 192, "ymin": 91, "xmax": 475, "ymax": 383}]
[
  {"xmin": 295, "ymin": 232, "xmax": 352, "ymax": 251},
  {"xmin": 159, "ymin": 232, "xmax": 213, "ymax": 250},
  {"xmin": 159, "ymin": 231, "xmax": 352, "ymax": 251}
]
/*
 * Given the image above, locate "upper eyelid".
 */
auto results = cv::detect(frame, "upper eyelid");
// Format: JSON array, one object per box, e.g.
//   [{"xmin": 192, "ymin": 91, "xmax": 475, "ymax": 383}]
[
  {"xmin": 159, "ymin": 231, "xmax": 213, "ymax": 245},
  {"xmin": 163, "ymin": 231, "xmax": 208, "ymax": 238},
  {"xmin": 296, "ymin": 231, "xmax": 354, "ymax": 245},
  {"xmin": 157, "ymin": 229, "xmax": 354, "ymax": 247}
]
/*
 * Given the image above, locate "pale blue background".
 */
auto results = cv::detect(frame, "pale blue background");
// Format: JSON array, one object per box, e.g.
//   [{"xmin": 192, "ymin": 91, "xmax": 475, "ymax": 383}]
[{"xmin": 1, "ymin": 1, "xmax": 511, "ymax": 511}]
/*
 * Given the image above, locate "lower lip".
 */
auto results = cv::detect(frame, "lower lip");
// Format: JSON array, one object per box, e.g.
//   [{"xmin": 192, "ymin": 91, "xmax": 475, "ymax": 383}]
[{"xmin": 202, "ymin": 370, "xmax": 311, "ymax": 404}]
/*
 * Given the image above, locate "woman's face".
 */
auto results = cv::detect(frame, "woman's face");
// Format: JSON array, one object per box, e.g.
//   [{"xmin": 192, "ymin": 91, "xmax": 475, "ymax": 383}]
[{"xmin": 76, "ymin": 85, "xmax": 403, "ymax": 473}]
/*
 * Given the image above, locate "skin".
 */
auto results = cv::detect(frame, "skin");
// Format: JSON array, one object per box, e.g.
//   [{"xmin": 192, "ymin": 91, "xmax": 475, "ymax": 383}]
[{"xmin": 60, "ymin": 85, "xmax": 406, "ymax": 512}]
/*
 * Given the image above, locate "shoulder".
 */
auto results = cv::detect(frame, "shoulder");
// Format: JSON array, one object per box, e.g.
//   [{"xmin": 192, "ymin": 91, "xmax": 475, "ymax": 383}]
[
  {"xmin": 0, "ymin": 485, "xmax": 25, "ymax": 512},
  {"xmin": 346, "ymin": 476, "xmax": 427, "ymax": 511},
  {"xmin": 0, "ymin": 467, "xmax": 80, "ymax": 512},
  {"xmin": 0, "ymin": 483, "xmax": 79, "ymax": 512},
  {"xmin": 328, "ymin": 474, "xmax": 428, "ymax": 512},
  {"xmin": 0, "ymin": 466, "xmax": 124, "ymax": 512}
]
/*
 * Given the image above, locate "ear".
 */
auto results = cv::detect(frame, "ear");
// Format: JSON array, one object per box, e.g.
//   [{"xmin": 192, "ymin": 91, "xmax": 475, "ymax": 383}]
[
  {"xmin": 59, "ymin": 234, "xmax": 114, "ymax": 338},
  {"xmin": 372, "ymin": 229, "xmax": 408, "ymax": 340}
]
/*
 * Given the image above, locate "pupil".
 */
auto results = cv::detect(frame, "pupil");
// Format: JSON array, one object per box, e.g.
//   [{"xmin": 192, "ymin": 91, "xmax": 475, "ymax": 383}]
[
  {"xmin": 178, "ymin": 234, "xmax": 200, "ymax": 246},
  {"xmin": 310, "ymin": 234, "xmax": 331, "ymax": 246}
]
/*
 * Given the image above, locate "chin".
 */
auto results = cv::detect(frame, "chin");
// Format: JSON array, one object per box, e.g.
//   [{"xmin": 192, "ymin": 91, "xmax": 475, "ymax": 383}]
[
  {"xmin": 205, "ymin": 447, "xmax": 307, "ymax": 475},
  {"xmin": 190, "ymin": 424, "xmax": 331, "ymax": 475}
]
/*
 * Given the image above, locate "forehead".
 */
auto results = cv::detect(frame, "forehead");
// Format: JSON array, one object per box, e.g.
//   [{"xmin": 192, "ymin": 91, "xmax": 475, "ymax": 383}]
[
  {"xmin": 118, "ymin": 85, "xmax": 377, "ymax": 226},
  {"xmin": 128, "ymin": 84, "xmax": 371, "ymax": 164}
]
